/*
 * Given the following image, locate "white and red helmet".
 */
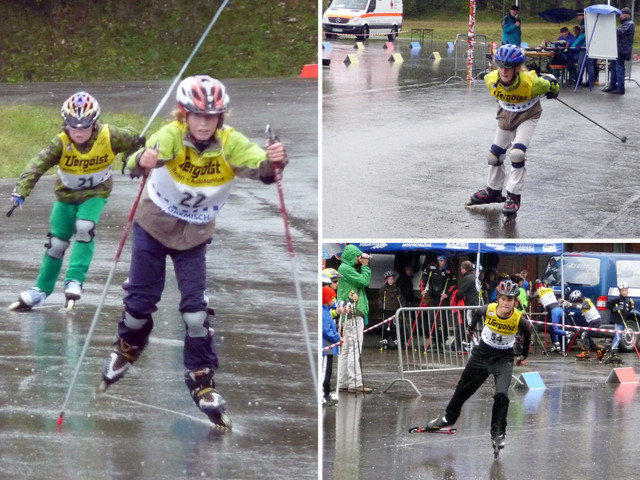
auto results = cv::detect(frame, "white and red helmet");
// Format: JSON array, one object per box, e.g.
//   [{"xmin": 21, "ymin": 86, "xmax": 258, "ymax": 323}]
[{"xmin": 176, "ymin": 75, "xmax": 230, "ymax": 115}]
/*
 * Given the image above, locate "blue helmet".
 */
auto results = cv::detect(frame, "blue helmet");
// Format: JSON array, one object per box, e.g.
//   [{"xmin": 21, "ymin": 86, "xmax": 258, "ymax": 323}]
[{"xmin": 494, "ymin": 44, "xmax": 525, "ymax": 68}]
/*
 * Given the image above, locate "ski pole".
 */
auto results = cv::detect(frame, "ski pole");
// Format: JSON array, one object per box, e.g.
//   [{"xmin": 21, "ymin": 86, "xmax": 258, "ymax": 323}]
[
  {"xmin": 406, "ymin": 273, "xmax": 430, "ymax": 348},
  {"xmin": 622, "ymin": 311, "xmax": 640, "ymax": 360},
  {"xmin": 422, "ymin": 277, "xmax": 450, "ymax": 351},
  {"xmin": 555, "ymin": 97, "xmax": 627, "ymax": 143},
  {"xmin": 335, "ymin": 309, "xmax": 345, "ymax": 394},
  {"xmin": 264, "ymin": 124, "xmax": 317, "ymax": 398},
  {"xmin": 405, "ymin": 296, "xmax": 425, "ymax": 348},
  {"xmin": 380, "ymin": 291, "xmax": 386, "ymax": 348},
  {"xmin": 526, "ymin": 315, "xmax": 548, "ymax": 355},
  {"xmin": 57, "ymin": 0, "xmax": 231, "ymax": 428}
]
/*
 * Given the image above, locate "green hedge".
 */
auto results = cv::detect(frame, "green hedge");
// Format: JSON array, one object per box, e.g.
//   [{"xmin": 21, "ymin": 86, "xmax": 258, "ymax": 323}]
[{"xmin": 0, "ymin": 0, "xmax": 317, "ymax": 82}]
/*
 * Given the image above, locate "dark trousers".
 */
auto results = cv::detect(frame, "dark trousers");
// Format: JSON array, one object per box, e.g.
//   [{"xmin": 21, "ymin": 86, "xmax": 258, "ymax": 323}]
[
  {"xmin": 323, "ymin": 355, "xmax": 334, "ymax": 398},
  {"xmin": 445, "ymin": 351, "xmax": 514, "ymax": 437},
  {"xmin": 382, "ymin": 309, "xmax": 397, "ymax": 343},
  {"xmin": 430, "ymin": 299, "xmax": 449, "ymax": 346},
  {"xmin": 118, "ymin": 223, "xmax": 218, "ymax": 370},
  {"xmin": 609, "ymin": 56, "xmax": 626, "ymax": 89}
]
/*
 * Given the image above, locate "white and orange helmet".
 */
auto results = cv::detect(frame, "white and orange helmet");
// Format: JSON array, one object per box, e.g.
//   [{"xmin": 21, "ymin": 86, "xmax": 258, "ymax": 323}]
[{"xmin": 176, "ymin": 75, "xmax": 230, "ymax": 115}]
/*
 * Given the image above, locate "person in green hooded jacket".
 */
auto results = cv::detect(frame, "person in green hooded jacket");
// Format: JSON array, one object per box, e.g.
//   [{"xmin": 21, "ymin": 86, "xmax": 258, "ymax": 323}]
[{"xmin": 336, "ymin": 244, "xmax": 373, "ymax": 393}]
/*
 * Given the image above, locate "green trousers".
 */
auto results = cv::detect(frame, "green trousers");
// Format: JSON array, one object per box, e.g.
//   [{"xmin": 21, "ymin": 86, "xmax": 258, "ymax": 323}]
[{"xmin": 35, "ymin": 197, "xmax": 107, "ymax": 295}]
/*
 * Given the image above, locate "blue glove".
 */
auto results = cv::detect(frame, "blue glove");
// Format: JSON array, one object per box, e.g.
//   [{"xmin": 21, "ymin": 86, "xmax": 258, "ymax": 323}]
[{"xmin": 11, "ymin": 192, "xmax": 24, "ymax": 207}]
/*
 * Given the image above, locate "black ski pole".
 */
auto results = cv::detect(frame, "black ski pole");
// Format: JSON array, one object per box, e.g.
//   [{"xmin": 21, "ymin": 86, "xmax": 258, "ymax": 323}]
[{"xmin": 555, "ymin": 97, "xmax": 627, "ymax": 143}]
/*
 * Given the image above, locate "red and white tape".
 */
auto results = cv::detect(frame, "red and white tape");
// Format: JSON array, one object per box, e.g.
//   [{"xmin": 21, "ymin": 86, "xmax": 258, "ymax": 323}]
[
  {"xmin": 322, "ymin": 316, "xmax": 639, "ymax": 352},
  {"xmin": 322, "ymin": 314, "xmax": 394, "ymax": 351},
  {"xmin": 527, "ymin": 318, "xmax": 637, "ymax": 335}
]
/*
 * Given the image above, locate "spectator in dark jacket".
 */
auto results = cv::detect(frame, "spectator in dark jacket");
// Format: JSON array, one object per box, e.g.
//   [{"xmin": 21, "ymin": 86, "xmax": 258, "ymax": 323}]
[
  {"xmin": 426, "ymin": 256, "xmax": 457, "ymax": 307},
  {"xmin": 458, "ymin": 261, "xmax": 480, "ymax": 307},
  {"xmin": 378, "ymin": 270, "xmax": 402, "ymax": 349},
  {"xmin": 397, "ymin": 265, "xmax": 420, "ymax": 307},
  {"xmin": 458, "ymin": 261, "xmax": 480, "ymax": 332},
  {"xmin": 602, "ymin": 7, "xmax": 635, "ymax": 95},
  {"xmin": 605, "ymin": 281, "xmax": 637, "ymax": 360},
  {"xmin": 502, "ymin": 5, "xmax": 522, "ymax": 46},
  {"xmin": 424, "ymin": 255, "xmax": 457, "ymax": 348}
]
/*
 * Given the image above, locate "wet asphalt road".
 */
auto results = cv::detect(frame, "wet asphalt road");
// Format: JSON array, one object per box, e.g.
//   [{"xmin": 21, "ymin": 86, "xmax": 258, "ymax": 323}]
[
  {"xmin": 0, "ymin": 78, "xmax": 318, "ymax": 480},
  {"xmin": 323, "ymin": 342, "xmax": 640, "ymax": 480},
  {"xmin": 322, "ymin": 38, "xmax": 640, "ymax": 239}
]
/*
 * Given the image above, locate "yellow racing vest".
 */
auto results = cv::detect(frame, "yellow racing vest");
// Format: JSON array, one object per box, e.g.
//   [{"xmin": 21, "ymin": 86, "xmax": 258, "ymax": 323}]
[
  {"xmin": 581, "ymin": 298, "xmax": 600, "ymax": 322},
  {"xmin": 485, "ymin": 70, "xmax": 540, "ymax": 113},
  {"xmin": 147, "ymin": 125, "xmax": 236, "ymax": 224},
  {"xmin": 57, "ymin": 125, "xmax": 115, "ymax": 190},
  {"xmin": 481, "ymin": 302, "xmax": 522, "ymax": 349},
  {"xmin": 536, "ymin": 287, "xmax": 559, "ymax": 309}
]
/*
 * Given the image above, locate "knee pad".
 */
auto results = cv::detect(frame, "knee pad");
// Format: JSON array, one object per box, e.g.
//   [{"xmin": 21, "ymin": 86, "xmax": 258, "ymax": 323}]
[
  {"xmin": 183, "ymin": 311, "xmax": 209, "ymax": 338},
  {"xmin": 123, "ymin": 311, "xmax": 151, "ymax": 331},
  {"xmin": 487, "ymin": 144, "xmax": 507, "ymax": 166},
  {"xmin": 75, "ymin": 219, "xmax": 96, "ymax": 243},
  {"xmin": 45, "ymin": 234, "xmax": 70, "ymax": 259},
  {"xmin": 510, "ymin": 143, "xmax": 527, "ymax": 168}
]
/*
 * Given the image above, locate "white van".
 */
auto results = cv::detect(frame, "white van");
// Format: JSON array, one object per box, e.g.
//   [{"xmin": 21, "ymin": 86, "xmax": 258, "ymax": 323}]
[{"xmin": 323, "ymin": 0, "xmax": 403, "ymax": 41}]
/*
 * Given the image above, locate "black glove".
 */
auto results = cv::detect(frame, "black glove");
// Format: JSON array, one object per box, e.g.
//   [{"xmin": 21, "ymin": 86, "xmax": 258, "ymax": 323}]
[
  {"xmin": 121, "ymin": 135, "xmax": 147, "ymax": 174},
  {"xmin": 541, "ymin": 73, "xmax": 559, "ymax": 99},
  {"xmin": 133, "ymin": 135, "xmax": 146, "ymax": 150}
]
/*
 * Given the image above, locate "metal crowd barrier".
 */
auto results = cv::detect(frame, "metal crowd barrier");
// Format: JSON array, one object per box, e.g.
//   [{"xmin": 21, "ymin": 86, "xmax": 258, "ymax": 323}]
[
  {"xmin": 384, "ymin": 305, "xmax": 482, "ymax": 396},
  {"xmin": 444, "ymin": 33, "xmax": 489, "ymax": 84}
]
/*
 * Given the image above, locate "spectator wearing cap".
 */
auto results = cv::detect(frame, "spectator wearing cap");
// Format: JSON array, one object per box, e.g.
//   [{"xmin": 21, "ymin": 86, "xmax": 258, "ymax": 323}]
[
  {"xmin": 602, "ymin": 7, "xmax": 635, "ymax": 95},
  {"xmin": 425, "ymin": 255, "xmax": 457, "ymax": 348},
  {"xmin": 502, "ymin": 4, "xmax": 522, "ymax": 46},
  {"xmin": 378, "ymin": 270, "xmax": 402, "ymax": 349}
]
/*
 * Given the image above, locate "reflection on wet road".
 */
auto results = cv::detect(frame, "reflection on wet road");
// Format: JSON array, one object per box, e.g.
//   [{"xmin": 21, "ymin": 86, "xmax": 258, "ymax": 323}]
[
  {"xmin": 323, "ymin": 346, "xmax": 640, "ymax": 479},
  {"xmin": 323, "ymin": 37, "xmax": 640, "ymax": 238},
  {"xmin": 0, "ymin": 78, "xmax": 318, "ymax": 480}
]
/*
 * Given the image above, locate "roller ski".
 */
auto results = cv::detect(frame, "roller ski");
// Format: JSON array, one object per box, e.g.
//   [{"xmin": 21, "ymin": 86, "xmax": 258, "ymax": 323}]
[
  {"xmin": 96, "ymin": 337, "xmax": 145, "ymax": 394},
  {"xmin": 64, "ymin": 280, "xmax": 82, "ymax": 312},
  {"xmin": 548, "ymin": 342, "xmax": 567, "ymax": 356},
  {"xmin": 501, "ymin": 191, "xmax": 520, "ymax": 225},
  {"xmin": 576, "ymin": 349, "xmax": 591, "ymax": 361},
  {"xmin": 409, "ymin": 415, "xmax": 456, "ymax": 435},
  {"xmin": 492, "ymin": 434, "xmax": 506, "ymax": 459},
  {"xmin": 186, "ymin": 368, "xmax": 232, "ymax": 430},
  {"xmin": 8, "ymin": 287, "xmax": 47, "ymax": 311},
  {"xmin": 602, "ymin": 348, "xmax": 623, "ymax": 365},
  {"xmin": 465, "ymin": 186, "xmax": 505, "ymax": 208}
]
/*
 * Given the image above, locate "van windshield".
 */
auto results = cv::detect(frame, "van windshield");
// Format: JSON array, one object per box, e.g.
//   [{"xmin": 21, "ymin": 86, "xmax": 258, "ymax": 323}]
[
  {"xmin": 542, "ymin": 256, "xmax": 600, "ymax": 286},
  {"xmin": 616, "ymin": 260, "xmax": 640, "ymax": 287},
  {"xmin": 330, "ymin": 0, "xmax": 368, "ymax": 9}
]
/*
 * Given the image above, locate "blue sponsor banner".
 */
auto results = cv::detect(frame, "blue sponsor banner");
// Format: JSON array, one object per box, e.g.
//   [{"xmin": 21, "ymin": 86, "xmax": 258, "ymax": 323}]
[{"xmin": 349, "ymin": 242, "xmax": 563, "ymax": 255}]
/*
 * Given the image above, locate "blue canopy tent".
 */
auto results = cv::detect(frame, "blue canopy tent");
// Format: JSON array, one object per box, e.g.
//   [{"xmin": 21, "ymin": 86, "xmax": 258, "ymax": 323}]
[
  {"xmin": 349, "ymin": 242, "xmax": 563, "ymax": 292},
  {"xmin": 349, "ymin": 242, "xmax": 562, "ymax": 256}
]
